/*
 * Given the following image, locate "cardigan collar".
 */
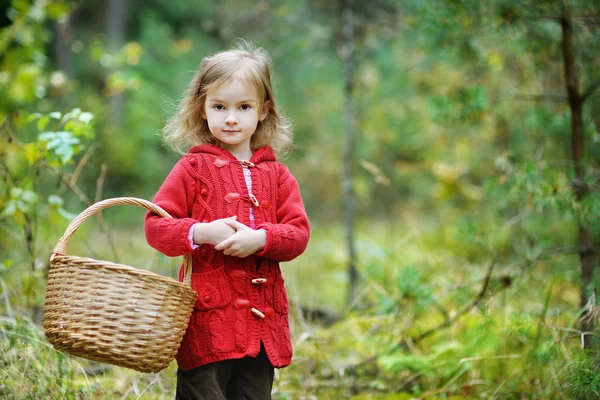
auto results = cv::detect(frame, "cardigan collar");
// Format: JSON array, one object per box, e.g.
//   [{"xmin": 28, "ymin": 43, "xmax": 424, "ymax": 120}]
[{"xmin": 189, "ymin": 144, "xmax": 276, "ymax": 164}]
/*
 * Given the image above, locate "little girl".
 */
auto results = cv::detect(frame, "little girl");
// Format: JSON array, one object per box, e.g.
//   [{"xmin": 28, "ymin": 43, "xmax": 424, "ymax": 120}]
[{"xmin": 145, "ymin": 41, "xmax": 310, "ymax": 399}]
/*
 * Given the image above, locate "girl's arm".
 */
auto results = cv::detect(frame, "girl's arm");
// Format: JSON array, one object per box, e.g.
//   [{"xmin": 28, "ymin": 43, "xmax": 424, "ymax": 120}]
[
  {"xmin": 145, "ymin": 159, "xmax": 198, "ymax": 257},
  {"xmin": 254, "ymin": 164, "xmax": 310, "ymax": 262}
]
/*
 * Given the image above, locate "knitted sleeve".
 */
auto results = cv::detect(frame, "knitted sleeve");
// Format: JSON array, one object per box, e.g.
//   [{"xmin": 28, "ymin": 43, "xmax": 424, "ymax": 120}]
[
  {"xmin": 255, "ymin": 164, "xmax": 310, "ymax": 262},
  {"xmin": 145, "ymin": 158, "xmax": 198, "ymax": 257}
]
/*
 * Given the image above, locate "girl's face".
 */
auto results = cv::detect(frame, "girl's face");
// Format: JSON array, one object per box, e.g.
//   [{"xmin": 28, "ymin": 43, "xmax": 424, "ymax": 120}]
[{"xmin": 203, "ymin": 78, "xmax": 267, "ymax": 158}]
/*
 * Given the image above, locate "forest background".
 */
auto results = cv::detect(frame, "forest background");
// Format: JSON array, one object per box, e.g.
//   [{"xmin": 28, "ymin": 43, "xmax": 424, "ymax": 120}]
[{"xmin": 1, "ymin": 0, "xmax": 600, "ymax": 399}]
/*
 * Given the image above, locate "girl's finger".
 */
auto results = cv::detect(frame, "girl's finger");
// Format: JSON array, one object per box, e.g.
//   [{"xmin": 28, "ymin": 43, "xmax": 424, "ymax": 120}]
[
  {"xmin": 215, "ymin": 237, "xmax": 233, "ymax": 251},
  {"xmin": 223, "ymin": 219, "xmax": 246, "ymax": 230}
]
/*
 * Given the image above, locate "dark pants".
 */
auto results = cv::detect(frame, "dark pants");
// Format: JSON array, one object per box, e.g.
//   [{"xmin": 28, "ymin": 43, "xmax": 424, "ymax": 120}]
[{"xmin": 175, "ymin": 345, "xmax": 274, "ymax": 400}]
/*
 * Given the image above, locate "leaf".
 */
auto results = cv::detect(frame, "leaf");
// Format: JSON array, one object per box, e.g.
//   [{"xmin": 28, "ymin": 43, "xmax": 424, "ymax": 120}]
[
  {"xmin": 9, "ymin": 187, "xmax": 23, "ymax": 198},
  {"xmin": 21, "ymin": 190, "xmax": 37, "ymax": 203},
  {"xmin": 58, "ymin": 207, "xmax": 77, "ymax": 220},
  {"xmin": 45, "ymin": 2, "xmax": 70, "ymax": 19},
  {"xmin": 24, "ymin": 143, "xmax": 39, "ymax": 165},
  {"xmin": 61, "ymin": 108, "xmax": 82, "ymax": 123},
  {"xmin": 55, "ymin": 143, "xmax": 74, "ymax": 164},
  {"xmin": 37, "ymin": 114, "xmax": 50, "ymax": 131},
  {"xmin": 1, "ymin": 201, "xmax": 17, "ymax": 217},
  {"xmin": 38, "ymin": 131, "xmax": 55, "ymax": 141},
  {"xmin": 48, "ymin": 195, "xmax": 76, "ymax": 219},
  {"xmin": 0, "ymin": 259, "xmax": 14, "ymax": 271},
  {"xmin": 17, "ymin": 200, "xmax": 30, "ymax": 213},
  {"xmin": 379, "ymin": 352, "xmax": 431, "ymax": 374},
  {"xmin": 360, "ymin": 159, "xmax": 391, "ymax": 186},
  {"xmin": 38, "ymin": 131, "xmax": 80, "ymax": 164},
  {"xmin": 6, "ymin": 189, "xmax": 38, "ymax": 214},
  {"xmin": 78, "ymin": 112, "xmax": 93, "ymax": 124},
  {"xmin": 48, "ymin": 195, "xmax": 63, "ymax": 206},
  {"xmin": 26, "ymin": 112, "xmax": 42, "ymax": 122}
]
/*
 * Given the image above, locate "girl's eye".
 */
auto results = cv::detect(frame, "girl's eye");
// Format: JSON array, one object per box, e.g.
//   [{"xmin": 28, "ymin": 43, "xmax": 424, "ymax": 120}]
[
  {"xmin": 240, "ymin": 104, "xmax": 251, "ymax": 111},
  {"xmin": 213, "ymin": 105, "xmax": 224, "ymax": 110}
]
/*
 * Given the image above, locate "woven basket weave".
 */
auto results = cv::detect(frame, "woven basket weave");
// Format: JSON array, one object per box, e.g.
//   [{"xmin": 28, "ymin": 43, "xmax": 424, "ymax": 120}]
[{"xmin": 43, "ymin": 197, "xmax": 197, "ymax": 373}]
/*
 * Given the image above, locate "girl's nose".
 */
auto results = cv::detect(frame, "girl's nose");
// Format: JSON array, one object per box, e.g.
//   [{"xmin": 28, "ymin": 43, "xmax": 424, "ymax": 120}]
[{"xmin": 225, "ymin": 112, "xmax": 237, "ymax": 125}]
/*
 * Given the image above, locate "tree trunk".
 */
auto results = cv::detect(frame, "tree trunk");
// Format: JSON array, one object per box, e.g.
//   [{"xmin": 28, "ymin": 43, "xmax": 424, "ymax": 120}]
[
  {"xmin": 53, "ymin": 16, "xmax": 73, "ymax": 108},
  {"xmin": 106, "ymin": 0, "xmax": 126, "ymax": 129},
  {"xmin": 342, "ymin": 0, "xmax": 358, "ymax": 307},
  {"xmin": 560, "ymin": 6, "xmax": 595, "ymax": 350}
]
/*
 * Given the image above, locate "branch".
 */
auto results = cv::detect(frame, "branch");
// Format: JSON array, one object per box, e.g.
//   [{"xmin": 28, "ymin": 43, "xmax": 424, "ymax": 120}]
[
  {"xmin": 70, "ymin": 143, "xmax": 99, "ymax": 186},
  {"xmin": 411, "ymin": 259, "xmax": 496, "ymax": 343},
  {"xmin": 300, "ymin": 305, "xmax": 342, "ymax": 326},
  {"xmin": 492, "ymin": 93, "xmax": 567, "ymax": 103},
  {"xmin": 581, "ymin": 79, "xmax": 600, "ymax": 103},
  {"xmin": 517, "ymin": 12, "xmax": 599, "ymax": 23},
  {"xmin": 544, "ymin": 324, "xmax": 600, "ymax": 349},
  {"xmin": 95, "ymin": 163, "xmax": 107, "ymax": 204},
  {"xmin": 518, "ymin": 14, "xmax": 561, "ymax": 22},
  {"xmin": 51, "ymin": 167, "xmax": 92, "ymax": 204},
  {"xmin": 94, "ymin": 163, "xmax": 119, "ymax": 262},
  {"xmin": 50, "ymin": 162, "xmax": 120, "ymax": 262},
  {"xmin": 0, "ymin": 146, "xmax": 15, "ymax": 187},
  {"xmin": 540, "ymin": 245, "xmax": 599, "ymax": 259},
  {"xmin": 1, "ymin": 118, "xmax": 24, "ymax": 146},
  {"xmin": 348, "ymin": 259, "xmax": 497, "ymax": 371}
]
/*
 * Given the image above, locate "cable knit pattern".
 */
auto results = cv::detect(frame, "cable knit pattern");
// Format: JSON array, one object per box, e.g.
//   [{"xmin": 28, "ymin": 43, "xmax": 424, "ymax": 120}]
[
  {"xmin": 255, "ymin": 164, "xmax": 308, "ymax": 261},
  {"xmin": 145, "ymin": 144, "xmax": 310, "ymax": 370}
]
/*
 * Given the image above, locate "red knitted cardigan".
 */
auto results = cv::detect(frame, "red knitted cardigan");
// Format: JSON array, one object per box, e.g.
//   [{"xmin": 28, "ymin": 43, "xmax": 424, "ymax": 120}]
[{"xmin": 145, "ymin": 144, "xmax": 310, "ymax": 370}]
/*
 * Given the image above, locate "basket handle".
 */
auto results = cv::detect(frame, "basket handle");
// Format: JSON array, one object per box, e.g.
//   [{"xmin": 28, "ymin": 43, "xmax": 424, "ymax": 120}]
[{"xmin": 50, "ymin": 197, "xmax": 193, "ymax": 286}]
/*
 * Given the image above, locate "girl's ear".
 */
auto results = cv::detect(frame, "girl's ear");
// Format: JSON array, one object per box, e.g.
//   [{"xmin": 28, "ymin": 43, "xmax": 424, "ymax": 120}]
[{"xmin": 260, "ymin": 101, "xmax": 272, "ymax": 121}]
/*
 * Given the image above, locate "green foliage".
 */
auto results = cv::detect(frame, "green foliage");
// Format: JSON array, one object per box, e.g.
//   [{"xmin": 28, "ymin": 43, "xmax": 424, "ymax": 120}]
[
  {"xmin": 30, "ymin": 108, "xmax": 93, "ymax": 165},
  {"xmin": 0, "ymin": 1, "xmax": 97, "ymax": 314},
  {"xmin": 1, "ymin": 187, "xmax": 37, "ymax": 217},
  {"xmin": 0, "ymin": 1, "xmax": 71, "ymax": 115},
  {"xmin": 565, "ymin": 355, "xmax": 600, "ymax": 400},
  {"xmin": 0, "ymin": 314, "xmax": 88, "ymax": 399},
  {"xmin": 0, "ymin": 308, "xmax": 180, "ymax": 398},
  {"xmin": 1, "ymin": 107, "xmax": 96, "ymax": 257}
]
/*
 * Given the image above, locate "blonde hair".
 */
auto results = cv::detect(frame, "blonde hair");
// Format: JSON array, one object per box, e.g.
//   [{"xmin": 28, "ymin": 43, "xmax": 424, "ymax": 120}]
[{"xmin": 162, "ymin": 40, "xmax": 293, "ymax": 158}]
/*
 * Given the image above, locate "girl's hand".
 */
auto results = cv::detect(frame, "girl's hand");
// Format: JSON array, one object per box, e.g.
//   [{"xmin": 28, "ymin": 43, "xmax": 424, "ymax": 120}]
[
  {"xmin": 193, "ymin": 216, "xmax": 238, "ymax": 245},
  {"xmin": 214, "ymin": 220, "xmax": 267, "ymax": 258}
]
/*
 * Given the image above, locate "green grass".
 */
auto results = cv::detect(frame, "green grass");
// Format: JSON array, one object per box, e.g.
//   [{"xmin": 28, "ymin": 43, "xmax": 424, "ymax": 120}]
[{"xmin": 0, "ymin": 211, "xmax": 595, "ymax": 399}]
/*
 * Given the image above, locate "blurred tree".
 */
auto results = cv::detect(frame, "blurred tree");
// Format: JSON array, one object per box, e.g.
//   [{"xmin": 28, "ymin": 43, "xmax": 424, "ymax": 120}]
[
  {"xmin": 53, "ymin": 11, "xmax": 72, "ymax": 109},
  {"xmin": 557, "ymin": 1, "xmax": 599, "ymax": 350},
  {"xmin": 341, "ymin": 0, "xmax": 358, "ymax": 306},
  {"xmin": 106, "ymin": 0, "xmax": 125, "ymax": 129},
  {"xmin": 491, "ymin": 0, "xmax": 600, "ymax": 350},
  {"xmin": 311, "ymin": 0, "xmax": 400, "ymax": 306}
]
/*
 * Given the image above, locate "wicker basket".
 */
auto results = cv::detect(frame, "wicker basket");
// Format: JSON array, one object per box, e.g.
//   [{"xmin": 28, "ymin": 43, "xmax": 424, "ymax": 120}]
[{"xmin": 43, "ymin": 197, "xmax": 197, "ymax": 373}]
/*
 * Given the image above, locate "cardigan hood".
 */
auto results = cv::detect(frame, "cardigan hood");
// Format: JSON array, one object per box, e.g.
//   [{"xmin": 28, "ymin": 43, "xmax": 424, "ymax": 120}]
[{"xmin": 189, "ymin": 144, "xmax": 277, "ymax": 164}]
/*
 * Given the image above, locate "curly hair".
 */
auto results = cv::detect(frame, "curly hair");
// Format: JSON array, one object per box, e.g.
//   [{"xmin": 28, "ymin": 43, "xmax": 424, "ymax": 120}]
[{"xmin": 162, "ymin": 40, "xmax": 293, "ymax": 158}]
